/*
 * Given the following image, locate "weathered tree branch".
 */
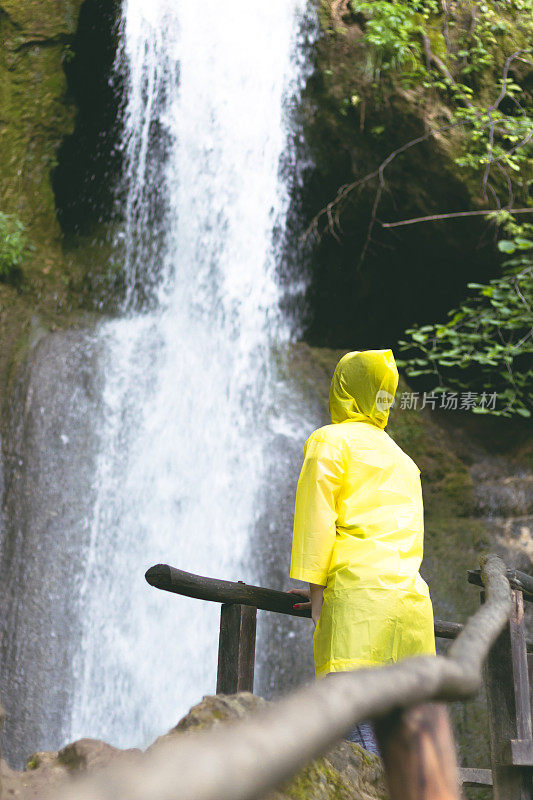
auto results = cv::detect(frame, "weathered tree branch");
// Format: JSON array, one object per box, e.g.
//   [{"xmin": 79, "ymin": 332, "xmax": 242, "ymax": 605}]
[
  {"xmin": 379, "ymin": 207, "xmax": 533, "ymax": 228},
  {"xmin": 482, "ymin": 50, "xmax": 528, "ymax": 205},
  {"xmin": 145, "ymin": 563, "xmax": 474, "ymax": 641},
  {"xmin": 303, "ymin": 117, "xmax": 489, "ymax": 243}
]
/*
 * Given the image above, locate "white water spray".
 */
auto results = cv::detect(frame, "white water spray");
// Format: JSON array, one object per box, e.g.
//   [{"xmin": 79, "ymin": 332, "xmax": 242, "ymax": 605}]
[{"xmin": 67, "ymin": 0, "xmax": 313, "ymax": 748}]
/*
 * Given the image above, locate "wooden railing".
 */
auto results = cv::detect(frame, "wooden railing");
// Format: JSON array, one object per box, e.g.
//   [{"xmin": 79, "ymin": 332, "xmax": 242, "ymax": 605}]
[
  {"xmin": 144, "ymin": 562, "xmax": 533, "ymax": 690},
  {"xmin": 144, "ymin": 558, "xmax": 533, "ymax": 797},
  {"xmin": 54, "ymin": 555, "xmax": 532, "ymax": 800}
]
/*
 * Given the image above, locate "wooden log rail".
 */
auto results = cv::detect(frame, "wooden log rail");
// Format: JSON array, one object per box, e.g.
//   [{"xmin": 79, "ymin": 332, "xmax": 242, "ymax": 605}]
[
  {"xmin": 145, "ymin": 562, "xmax": 533, "ymax": 652},
  {"xmin": 468, "ymin": 567, "xmax": 533, "ymax": 602},
  {"xmin": 52, "ymin": 555, "xmax": 531, "ymax": 800},
  {"xmin": 145, "ymin": 565, "xmax": 471, "ymax": 694}
]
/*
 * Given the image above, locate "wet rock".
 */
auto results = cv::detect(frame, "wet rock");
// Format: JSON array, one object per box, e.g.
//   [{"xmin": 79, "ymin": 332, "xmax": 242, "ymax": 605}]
[
  {"xmin": 0, "ymin": 326, "xmax": 104, "ymax": 766},
  {"xmin": 56, "ymin": 738, "xmax": 142, "ymax": 773},
  {"xmin": 134, "ymin": 693, "xmax": 386, "ymax": 800},
  {"xmin": 160, "ymin": 692, "xmax": 269, "ymax": 737},
  {"xmin": 483, "ymin": 516, "xmax": 533, "ymax": 572}
]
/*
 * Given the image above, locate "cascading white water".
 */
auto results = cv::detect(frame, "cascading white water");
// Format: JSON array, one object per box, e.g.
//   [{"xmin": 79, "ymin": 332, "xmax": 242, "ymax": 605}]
[{"xmin": 66, "ymin": 0, "xmax": 314, "ymax": 749}]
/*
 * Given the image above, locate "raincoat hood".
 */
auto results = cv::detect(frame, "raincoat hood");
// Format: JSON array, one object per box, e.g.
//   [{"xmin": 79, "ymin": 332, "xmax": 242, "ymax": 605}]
[{"xmin": 329, "ymin": 349, "xmax": 399, "ymax": 429}]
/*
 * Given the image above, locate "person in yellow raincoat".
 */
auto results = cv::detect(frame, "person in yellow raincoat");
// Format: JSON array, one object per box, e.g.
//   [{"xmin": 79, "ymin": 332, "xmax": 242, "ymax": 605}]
[{"xmin": 288, "ymin": 349, "xmax": 436, "ymax": 755}]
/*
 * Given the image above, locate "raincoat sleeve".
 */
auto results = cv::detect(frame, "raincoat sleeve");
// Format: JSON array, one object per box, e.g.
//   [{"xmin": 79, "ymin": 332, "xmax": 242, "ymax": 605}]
[{"xmin": 289, "ymin": 432, "xmax": 344, "ymax": 587}]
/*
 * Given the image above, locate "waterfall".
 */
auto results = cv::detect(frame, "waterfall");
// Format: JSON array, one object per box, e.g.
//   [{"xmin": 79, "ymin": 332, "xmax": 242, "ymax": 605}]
[
  {"xmin": 0, "ymin": 0, "xmax": 317, "ymax": 765},
  {"xmin": 63, "ymin": 0, "xmax": 315, "ymax": 750}
]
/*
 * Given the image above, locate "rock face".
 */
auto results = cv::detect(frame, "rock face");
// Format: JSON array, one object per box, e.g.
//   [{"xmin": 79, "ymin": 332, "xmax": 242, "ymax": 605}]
[
  {"xmin": 0, "ymin": 693, "xmax": 387, "ymax": 800},
  {"xmin": 0, "ymin": 0, "xmax": 89, "ymax": 416},
  {"xmin": 0, "ymin": 0, "xmax": 84, "ymax": 242},
  {"xmin": 152, "ymin": 693, "xmax": 386, "ymax": 800},
  {"xmin": 0, "ymin": 324, "xmax": 104, "ymax": 765},
  {"xmin": 300, "ymin": 0, "xmax": 531, "ymax": 349}
]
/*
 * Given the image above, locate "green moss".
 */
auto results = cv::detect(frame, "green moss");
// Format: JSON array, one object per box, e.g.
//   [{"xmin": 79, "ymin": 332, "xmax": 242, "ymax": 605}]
[
  {"xmin": 24, "ymin": 754, "xmax": 41, "ymax": 770},
  {"xmin": 0, "ymin": 0, "xmax": 104, "ymax": 424},
  {"xmin": 0, "ymin": 211, "xmax": 29, "ymax": 284},
  {"xmin": 61, "ymin": 224, "xmax": 128, "ymax": 311},
  {"xmin": 423, "ymin": 516, "xmax": 490, "ymax": 621},
  {"xmin": 279, "ymin": 753, "xmax": 386, "ymax": 800},
  {"xmin": 0, "ymin": 0, "xmax": 82, "ymax": 32},
  {"xmin": 388, "ymin": 377, "xmax": 475, "ymax": 517},
  {"xmin": 282, "ymin": 759, "xmax": 350, "ymax": 800},
  {"xmin": 0, "ymin": 1, "xmax": 83, "ymax": 243},
  {"xmin": 5, "ymin": 314, "xmax": 47, "ymax": 382}
]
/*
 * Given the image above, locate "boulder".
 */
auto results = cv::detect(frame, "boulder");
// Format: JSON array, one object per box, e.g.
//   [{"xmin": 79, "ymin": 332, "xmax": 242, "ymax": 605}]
[{"xmin": 1, "ymin": 738, "xmax": 141, "ymax": 798}]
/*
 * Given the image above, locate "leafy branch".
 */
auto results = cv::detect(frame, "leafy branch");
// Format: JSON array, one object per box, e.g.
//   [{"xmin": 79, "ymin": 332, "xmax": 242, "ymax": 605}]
[
  {"xmin": 396, "ymin": 219, "xmax": 533, "ymax": 417},
  {"xmin": 0, "ymin": 211, "xmax": 29, "ymax": 285}
]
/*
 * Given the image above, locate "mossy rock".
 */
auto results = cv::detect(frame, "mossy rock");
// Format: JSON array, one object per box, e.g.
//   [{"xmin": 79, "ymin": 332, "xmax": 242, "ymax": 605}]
[
  {"xmin": 0, "ymin": 0, "xmax": 93, "ymax": 419},
  {"xmin": 151, "ymin": 693, "xmax": 387, "ymax": 800},
  {"xmin": 0, "ymin": 1, "xmax": 84, "ymax": 241}
]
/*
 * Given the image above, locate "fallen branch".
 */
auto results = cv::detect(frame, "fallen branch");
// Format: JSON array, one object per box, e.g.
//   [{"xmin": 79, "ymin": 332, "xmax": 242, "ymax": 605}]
[
  {"xmin": 380, "ymin": 207, "xmax": 533, "ymax": 228},
  {"xmin": 303, "ymin": 116, "xmax": 477, "ymax": 243}
]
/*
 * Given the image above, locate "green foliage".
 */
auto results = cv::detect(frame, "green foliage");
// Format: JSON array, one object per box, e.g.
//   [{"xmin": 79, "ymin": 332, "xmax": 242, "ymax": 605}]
[
  {"xmin": 396, "ymin": 219, "xmax": 533, "ymax": 417},
  {"xmin": 347, "ymin": 0, "xmax": 533, "ymax": 192},
  {"xmin": 62, "ymin": 44, "xmax": 76, "ymax": 64},
  {"xmin": 351, "ymin": 1, "xmax": 440, "ymax": 83},
  {"xmin": 0, "ymin": 212, "xmax": 29, "ymax": 283},
  {"xmin": 452, "ymin": 100, "xmax": 532, "ymax": 181}
]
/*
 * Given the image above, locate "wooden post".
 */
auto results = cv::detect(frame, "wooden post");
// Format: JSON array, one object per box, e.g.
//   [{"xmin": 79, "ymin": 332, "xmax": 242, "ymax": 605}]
[
  {"xmin": 0, "ymin": 702, "xmax": 4, "ymax": 798},
  {"xmin": 216, "ymin": 602, "xmax": 257, "ymax": 694},
  {"xmin": 529, "ymin": 651, "xmax": 533, "ymax": 721},
  {"xmin": 375, "ymin": 703, "xmax": 461, "ymax": 800},
  {"xmin": 509, "ymin": 591, "xmax": 533, "ymax": 743},
  {"xmin": 483, "ymin": 588, "xmax": 533, "ymax": 800}
]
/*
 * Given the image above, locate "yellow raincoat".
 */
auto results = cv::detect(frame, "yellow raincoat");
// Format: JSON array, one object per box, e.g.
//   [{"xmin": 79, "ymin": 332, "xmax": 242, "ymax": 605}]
[{"xmin": 290, "ymin": 349, "xmax": 436, "ymax": 677}]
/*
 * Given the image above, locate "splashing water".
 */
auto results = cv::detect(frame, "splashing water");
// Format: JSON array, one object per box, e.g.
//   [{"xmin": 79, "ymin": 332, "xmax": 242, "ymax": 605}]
[{"xmin": 66, "ymin": 0, "xmax": 314, "ymax": 748}]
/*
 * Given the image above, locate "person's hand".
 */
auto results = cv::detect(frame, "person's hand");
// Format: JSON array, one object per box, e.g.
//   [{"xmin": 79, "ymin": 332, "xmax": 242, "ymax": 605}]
[
  {"xmin": 288, "ymin": 587, "xmax": 310, "ymax": 611},
  {"xmin": 309, "ymin": 585, "xmax": 323, "ymax": 627},
  {"xmin": 288, "ymin": 586, "xmax": 323, "ymax": 627}
]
